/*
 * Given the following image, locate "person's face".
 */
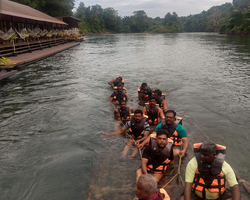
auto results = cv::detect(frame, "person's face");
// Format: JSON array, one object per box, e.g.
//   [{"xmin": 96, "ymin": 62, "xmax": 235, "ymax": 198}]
[
  {"xmin": 165, "ymin": 112, "xmax": 175, "ymax": 125},
  {"xmin": 117, "ymin": 87, "xmax": 123, "ymax": 94},
  {"xmin": 200, "ymin": 151, "xmax": 216, "ymax": 164},
  {"xmin": 116, "ymin": 78, "xmax": 121, "ymax": 83},
  {"xmin": 142, "ymin": 86, "xmax": 148, "ymax": 91},
  {"xmin": 135, "ymin": 179, "xmax": 147, "ymax": 199},
  {"xmin": 149, "ymin": 99, "xmax": 156, "ymax": 107},
  {"xmin": 156, "ymin": 134, "xmax": 168, "ymax": 148},
  {"xmin": 120, "ymin": 102, "xmax": 126, "ymax": 109},
  {"xmin": 153, "ymin": 93, "xmax": 160, "ymax": 100},
  {"xmin": 134, "ymin": 113, "xmax": 142, "ymax": 123}
]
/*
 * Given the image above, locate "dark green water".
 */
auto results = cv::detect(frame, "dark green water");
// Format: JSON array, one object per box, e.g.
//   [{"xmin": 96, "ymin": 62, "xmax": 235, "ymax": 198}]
[{"xmin": 0, "ymin": 33, "xmax": 249, "ymax": 200}]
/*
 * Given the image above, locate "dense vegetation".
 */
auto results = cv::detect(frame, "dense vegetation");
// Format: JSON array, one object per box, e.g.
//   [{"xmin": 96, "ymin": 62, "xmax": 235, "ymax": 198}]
[
  {"xmin": 11, "ymin": 0, "xmax": 250, "ymax": 35},
  {"xmin": 11, "ymin": 0, "xmax": 75, "ymax": 17}
]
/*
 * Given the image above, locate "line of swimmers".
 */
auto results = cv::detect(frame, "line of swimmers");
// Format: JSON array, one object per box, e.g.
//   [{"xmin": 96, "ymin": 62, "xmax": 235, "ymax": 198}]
[{"xmin": 103, "ymin": 76, "xmax": 241, "ymax": 200}]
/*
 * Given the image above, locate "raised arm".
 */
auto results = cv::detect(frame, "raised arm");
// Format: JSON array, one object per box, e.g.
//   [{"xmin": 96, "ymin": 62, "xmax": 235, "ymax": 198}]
[
  {"xmin": 114, "ymin": 109, "xmax": 121, "ymax": 120},
  {"xmin": 162, "ymin": 99, "xmax": 168, "ymax": 114},
  {"xmin": 142, "ymin": 107, "xmax": 147, "ymax": 116},
  {"xmin": 135, "ymin": 132, "xmax": 149, "ymax": 145},
  {"xmin": 179, "ymin": 137, "xmax": 189, "ymax": 157},
  {"xmin": 108, "ymin": 79, "xmax": 115, "ymax": 87},
  {"xmin": 129, "ymin": 107, "xmax": 134, "ymax": 115},
  {"xmin": 103, "ymin": 127, "xmax": 127, "ymax": 136},
  {"xmin": 137, "ymin": 133, "xmax": 151, "ymax": 149},
  {"xmin": 158, "ymin": 108, "xmax": 165, "ymax": 120},
  {"xmin": 141, "ymin": 158, "xmax": 148, "ymax": 174}
]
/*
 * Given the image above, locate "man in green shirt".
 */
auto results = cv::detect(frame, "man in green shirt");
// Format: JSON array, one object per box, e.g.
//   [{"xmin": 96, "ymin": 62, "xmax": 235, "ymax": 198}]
[{"xmin": 137, "ymin": 110, "xmax": 188, "ymax": 157}]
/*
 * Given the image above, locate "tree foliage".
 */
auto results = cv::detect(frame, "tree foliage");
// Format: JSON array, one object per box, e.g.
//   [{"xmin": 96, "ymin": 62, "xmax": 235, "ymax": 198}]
[
  {"xmin": 10, "ymin": 0, "xmax": 250, "ymax": 35},
  {"xmin": 11, "ymin": 0, "xmax": 75, "ymax": 16}
]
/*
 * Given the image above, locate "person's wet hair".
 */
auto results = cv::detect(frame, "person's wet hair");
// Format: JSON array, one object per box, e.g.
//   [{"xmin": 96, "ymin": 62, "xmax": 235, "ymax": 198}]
[
  {"xmin": 156, "ymin": 129, "xmax": 169, "ymax": 137},
  {"xmin": 165, "ymin": 110, "xmax": 176, "ymax": 117},
  {"xmin": 141, "ymin": 82, "xmax": 147, "ymax": 88},
  {"xmin": 149, "ymin": 96, "xmax": 156, "ymax": 100},
  {"xmin": 116, "ymin": 83, "xmax": 122, "ymax": 86},
  {"xmin": 154, "ymin": 89, "xmax": 162, "ymax": 96},
  {"xmin": 134, "ymin": 109, "xmax": 143, "ymax": 115},
  {"xmin": 119, "ymin": 100, "xmax": 126, "ymax": 105},
  {"xmin": 200, "ymin": 140, "xmax": 217, "ymax": 154},
  {"xmin": 138, "ymin": 174, "xmax": 157, "ymax": 195}
]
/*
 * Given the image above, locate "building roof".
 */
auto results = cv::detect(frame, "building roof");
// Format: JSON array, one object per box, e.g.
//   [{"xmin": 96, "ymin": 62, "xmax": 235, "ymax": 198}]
[
  {"xmin": 56, "ymin": 16, "xmax": 82, "ymax": 22},
  {"xmin": 0, "ymin": 0, "xmax": 67, "ymax": 25}
]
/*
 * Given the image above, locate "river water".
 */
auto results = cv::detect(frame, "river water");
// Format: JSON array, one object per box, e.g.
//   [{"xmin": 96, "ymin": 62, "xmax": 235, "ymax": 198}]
[{"xmin": 0, "ymin": 33, "xmax": 249, "ymax": 200}]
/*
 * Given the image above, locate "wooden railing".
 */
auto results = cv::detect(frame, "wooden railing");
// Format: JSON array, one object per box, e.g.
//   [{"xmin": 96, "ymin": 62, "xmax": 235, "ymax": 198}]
[{"xmin": 0, "ymin": 38, "xmax": 66, "ymax": 57}]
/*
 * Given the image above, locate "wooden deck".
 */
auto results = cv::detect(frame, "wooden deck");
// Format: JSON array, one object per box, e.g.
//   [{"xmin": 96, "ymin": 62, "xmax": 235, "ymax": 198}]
[
  {"xmin": 9, "ymin": 42, "xmax": 80, "ymax": 67},
  {"xmin": 0, "ymin": 42, "xmax": 80, "ymax": 80},
  {"xmin": 0, "ymin": 70, "xmax": 18, "ymax": 80}
]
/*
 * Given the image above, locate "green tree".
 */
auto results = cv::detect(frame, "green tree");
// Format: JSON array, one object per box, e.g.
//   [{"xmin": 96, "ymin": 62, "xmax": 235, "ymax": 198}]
[
  {"xmin": 233, "ymin": 0, "xmax": 250, "ymax": 8},
  {"xmin": 131, "ymin": 10, "xmax": 149, "ymax": 32},
  {"xmin": 75, "ymin": 2, "xmax": 89, "ymax": 34},
  {"xmin": 12, "ymin": 0, "xmax": 75, "ymax": 17},
  {"xmin": 103, "ymin": 7, "xmax": 119, "ymax": 32}
]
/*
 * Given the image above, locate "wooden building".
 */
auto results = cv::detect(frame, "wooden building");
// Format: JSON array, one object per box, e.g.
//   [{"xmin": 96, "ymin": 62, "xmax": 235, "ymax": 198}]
[
  {"xmin": 0, "ymin": 0, "xmax": 68, "ymax": 32},
  {"xmin": 55, "ymin": 16, "xmax": 81, "ymax": 29}
]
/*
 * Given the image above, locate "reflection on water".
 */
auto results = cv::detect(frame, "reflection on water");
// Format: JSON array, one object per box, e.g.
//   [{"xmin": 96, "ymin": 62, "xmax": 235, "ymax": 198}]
[{"xmin": 0, "ymin": 33, "xmax": 250, "ymax": 199}]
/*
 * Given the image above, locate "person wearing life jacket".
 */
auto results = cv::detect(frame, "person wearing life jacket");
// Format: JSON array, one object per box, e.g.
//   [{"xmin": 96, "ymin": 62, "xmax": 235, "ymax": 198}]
[
  {"xmin": 142, "ymin": 96, "xmax": 164, "ymax": 129},
  {"xmin": 138, "ymin": 82, "xmax": 154, "ymax": 100},
  {"xmin": 103, "ymin": 109, "xmax": 150, "ymax": 158},
  {"xmin": 113, "ymin": 84, "xmax": 128, "ymax": 95},
  {"xmin": 153, "ymin": 89, "xmax": 168, "ymax": 114},
  {"xmin": 109, "ymin": 86, "xmax": 128, "ymax": 105},
  {"xmin": 135, "ymin": 174, "xmax": 170, "ymax": 200},
  {"xmin": 136, "ymin": 129, "xmax": 174, "ymax": 183},
  {"xmin": 108, "ymin": 76, "xmax": 124, "ymax": 87},
  {"xmin": 114, "ymin": 100, "xmax": 134, "ymax": 123},
  {"xmin": 180, "ymin": 140, "xmax": 240, "ymax": 200},
  {"xmin": 138, "ymin": 110, "xmax": 188, "ymax": 158}
]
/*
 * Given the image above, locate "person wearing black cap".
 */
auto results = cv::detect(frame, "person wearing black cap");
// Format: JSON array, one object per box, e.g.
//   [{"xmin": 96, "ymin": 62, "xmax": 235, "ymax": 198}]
[
  {"xmin": 138, "ymin": 82, "xmax": 154, "ymax": 100},
  {"xmin": 180, "ymin": 140, "xmax": 240, "ymax": 200}
]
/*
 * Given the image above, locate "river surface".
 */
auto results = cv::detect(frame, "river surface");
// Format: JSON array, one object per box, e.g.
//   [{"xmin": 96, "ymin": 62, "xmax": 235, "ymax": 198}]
[{"xmin": 0, "ymin": 33, "xmax": 250, "ymax": 200}]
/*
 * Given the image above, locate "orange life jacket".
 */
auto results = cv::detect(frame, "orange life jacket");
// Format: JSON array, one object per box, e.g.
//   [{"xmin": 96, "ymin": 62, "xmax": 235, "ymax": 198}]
[
  {"xmin": 192, "ymin": 143, "xmax": 226, "ymax": 199},
  {"xmin": 156, "ymin": 94, "xmax": 166, "ymax": 111},
  {"xmin": 118, "ymin": 106, "xmax": 130, "ymax": 122},
  {"xmin": 161, "ymin": 117, "xmax": 183, "ymax": 146},
  {"xmin": 147, "ymin": 138, "xmax": 173, "ymax": 174},
  {"xmin": 112, "ymin": 90, "xmax": 127, "ymax": 104},
  {"xmin": 145, "ymin": 103, "xmax": 160, "ymax": 125},
  {"xmin": 137, "ymin": 86, "xmax": 152, "ymax": 98},
  {"xmin": 128, "ymin": 115, "xmax": 147, "ymax": 140},
  {"xmin": 113, "ymin": 76, "xmax": 124, "ymax": 86}
]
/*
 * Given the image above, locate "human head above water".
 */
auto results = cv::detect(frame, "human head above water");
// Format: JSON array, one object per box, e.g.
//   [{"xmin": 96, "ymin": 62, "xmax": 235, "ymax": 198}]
[
  {"xmin": 116, "ymin": 76, "xmax": 122, "ymax": 82},
  {"xmin": 165, "ymin": 110, "xmax": 176, "ymax": 125},
  {"xmin": 156, "ymin": 129, "xmax": 169, "ymax": 137},
  {"xmin": 154, "ymin": 89, "xmax": 162, "ymax": 97},
  {"xmin": 141, "ymin": 82, "xmax": 148, "ymax": 89},
  {"xmin": 119, "ymin": 100, "xmax": 126, "ymax": 109},
  {"xmin": 134, "ymin": 109, "xmax": 143, "ymax": 123},
  {"xmin": 135, "ymin": 174, "xmax": 157, "ymax": 199},
  {"xmin": 200, "ymin": 140, "xmax": 217, "ymax": 155},
  {"xmin": 117, "ymin": 86, "xmax": 123, "ymax": 93},
  {"xmin": 134, "ymin": 109, "xmax": 143, "ymax": 115},
  {"xmin": 165, "ymin": 110, "xmax": 176, "ymax": 117}
]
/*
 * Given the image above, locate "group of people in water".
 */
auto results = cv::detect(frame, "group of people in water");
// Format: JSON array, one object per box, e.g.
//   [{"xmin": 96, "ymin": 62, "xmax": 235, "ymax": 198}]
[{"xmin": 103, "ymin": 76, "xmax": 240, "ymax": 200}]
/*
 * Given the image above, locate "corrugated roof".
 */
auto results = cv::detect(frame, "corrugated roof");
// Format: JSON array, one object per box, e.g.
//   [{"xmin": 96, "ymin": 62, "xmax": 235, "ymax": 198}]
[{"xmin": 0, "ymin": 0, "xmax": 68, "ymax": 25}]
